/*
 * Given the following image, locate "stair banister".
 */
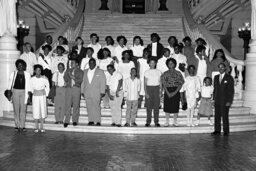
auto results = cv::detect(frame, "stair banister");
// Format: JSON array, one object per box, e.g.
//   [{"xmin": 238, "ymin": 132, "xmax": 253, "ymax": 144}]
[{"xmin": 183, "ymin": 0, "xmax": 244, "ymax": 99}]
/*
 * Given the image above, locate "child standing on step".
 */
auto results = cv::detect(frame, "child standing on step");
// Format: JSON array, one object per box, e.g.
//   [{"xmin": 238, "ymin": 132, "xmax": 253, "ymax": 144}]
[
  {"xmin": 183, "ymin": 65, "xmax": 201, "ymax": 127},
  {"xmin": 196, "ymin": 77, "xmax": 214, "ymax": 126},
  {"xmin": 124, "ymin": 68, "xmax": 141, "ymax": 127},
  {"xmin": 31, "ymin": 64, "xmax": 50, "ymax": 133}
]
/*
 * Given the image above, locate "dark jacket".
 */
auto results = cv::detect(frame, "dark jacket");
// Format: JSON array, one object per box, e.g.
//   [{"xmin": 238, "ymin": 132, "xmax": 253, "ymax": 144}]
[
  {"xmin": 146, "ymin": 42, "xmax": 164, "ymax": 59},
  {"xmin": 64, "ymin": 67, "xmax": 84, "ymax": 88},
  {"xmin": 72, "ymin": 45, "xmax": 87, "ymax": 64},
  {"xmin": 213, "ymin": 74, "xmax": 234, "ymax": 105}
]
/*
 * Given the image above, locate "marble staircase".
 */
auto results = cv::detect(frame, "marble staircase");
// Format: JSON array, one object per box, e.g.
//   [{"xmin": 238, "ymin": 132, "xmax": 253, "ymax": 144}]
[{"xmin": 81, "ymin": 13, "xmax": 184, "ymax": 47}]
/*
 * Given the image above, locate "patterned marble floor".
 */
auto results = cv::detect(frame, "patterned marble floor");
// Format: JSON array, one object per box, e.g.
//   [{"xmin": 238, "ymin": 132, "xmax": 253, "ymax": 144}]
[{"xmin": 0, "ymin": 126, "xmax": 256, "ymax": 171}]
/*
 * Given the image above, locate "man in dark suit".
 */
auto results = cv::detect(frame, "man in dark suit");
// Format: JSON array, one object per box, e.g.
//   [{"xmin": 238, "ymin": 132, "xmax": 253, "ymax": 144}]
[
  {"xmin": 212, "ymin": 63, "xmax": 234, "ymax": 136},
  {"xmin": 72, "ymin": 37, "xmax": 87, "ymax": 65},
  {"xmin": 146, "ymin": 33, "xmax": 164, "ymax": 60}
]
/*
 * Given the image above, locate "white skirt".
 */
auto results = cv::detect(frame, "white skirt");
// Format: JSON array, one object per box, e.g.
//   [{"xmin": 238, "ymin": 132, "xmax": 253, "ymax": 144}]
[{"xmin": 32, "ymin": 95, "xmax": 47, "ymax": 119}]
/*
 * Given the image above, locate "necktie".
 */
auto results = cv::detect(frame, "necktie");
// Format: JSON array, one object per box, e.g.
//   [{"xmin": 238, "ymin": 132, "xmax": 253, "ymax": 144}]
[{"xmin": 219, "ymin": 74, "xmax": 222, "ymax": 84}]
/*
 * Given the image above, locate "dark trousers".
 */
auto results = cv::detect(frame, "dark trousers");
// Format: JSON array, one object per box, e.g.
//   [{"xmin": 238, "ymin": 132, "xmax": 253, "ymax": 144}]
[
  {"xmin": 145, "ymin": 86, "xmax": 160, "ymax": 124},
  {"xmin": 214, "ymin": 104, "xmax": 230, "ymax": 133},
  {"xmin": 43, "ymin": 69, "xmax": 52, "ymax": 88}
]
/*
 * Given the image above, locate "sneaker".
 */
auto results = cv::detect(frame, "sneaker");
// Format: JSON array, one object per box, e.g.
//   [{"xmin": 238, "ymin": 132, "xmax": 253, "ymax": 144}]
[
  {"xmin": 195, "ymin": 120, "xmax": 200, "ymax": 126},
  {"xmin": 111, "ymin": 123, "xmax": 116, "ymax": 126},
  {"xmin": 208, "ymin": 120, "xmax": 213, "ymax": 125},
  {"xmin": 124, "ymin": 123, "xmax": 130, "ymax": 127},
  {"xmin": 164, "ymin": 123, "xmax": 169, "ymax": 127},
  {"xmin": 64, "ymin": 123, "xmax": 69, "ymax": 128},
  {"xmin": 34, "ymin": 129, "xmax": 39, "ymax": 133},
  {"xmin": 145, "ymin": 123, "xmax": 150, "ymax": 127},
  {"xmin": 40, "ymin": 129, "xmax": 46, "ymax": 133}
]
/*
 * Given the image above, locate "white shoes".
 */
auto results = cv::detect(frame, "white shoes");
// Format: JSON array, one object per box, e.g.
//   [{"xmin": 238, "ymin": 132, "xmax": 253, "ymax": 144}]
[
  {"xmin": 208, "ymin": 120, "xmax": 213, "ymax": 125},
  {"xmin": 195, "ymin": 120, "xmax": 200, "ymax": 126},
  {"xmin": 164, "ymin": 123, "xmax": 169, "ymax": 127}
]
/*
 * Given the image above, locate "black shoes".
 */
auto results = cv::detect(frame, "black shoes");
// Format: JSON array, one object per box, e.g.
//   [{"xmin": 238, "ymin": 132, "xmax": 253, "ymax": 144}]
[
  {"xmin": 223, "ymin": 132, "xmax": 229, "ymax": 136},
  {"xmin": 124, "ymin": 123, "xmax": 130, "ymax": 127},
  {"xmin": 88, "ymin": 122, "xmax": 94, "ymax": 126},
  {"xmin": 96, "ymin": 122, "xmax": 101, "ymax": 126},
  {"xmin": 145, "ymin": 123, "xmax": 150, "ymax": 127},
  {"xmin": 155, "ymin": 123, "xmax": 161, "ymax": 127},
  {"xmin": 64, "ymin": 123, "xmax": 69, "ymax": 128},
  {"xmin": 116, "ymin": 124, "xmax": 122, "ymax": 127},
  {"xmin": 111, "ymin": 123, "xmax": 116, "ymax": 126},
  {"xmin": 211, "ymin": 131, "xmax": 221, "ymax": 136},
  {"xmin": 73, "ymin": 122, "xmax": 77, "ymax": 126}
]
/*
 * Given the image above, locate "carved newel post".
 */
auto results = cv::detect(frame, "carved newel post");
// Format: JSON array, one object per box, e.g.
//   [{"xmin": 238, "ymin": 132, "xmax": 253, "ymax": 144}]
[
  {"xmin": 99, "ymin": 0, "xmax": 109, "ymax": 10},
  {"xmin": 158, "ymin": 0, "xmax": 168, "ymax": 11},
  {"xmin": 0, "ymin": 0, "xmax": 20, "ymax": 116}
]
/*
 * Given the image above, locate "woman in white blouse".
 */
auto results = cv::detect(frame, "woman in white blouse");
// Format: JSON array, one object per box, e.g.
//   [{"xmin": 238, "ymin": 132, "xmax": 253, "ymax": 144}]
[
  {"xmin": 130, "ymin": 36, "xmax": 144, "ymax": 58},
  {"xmin": 113, "ymin": 35, "xmax": 128, "ymax": 63},
  {"xmin": 31, "ymin": 64, "xmax": 50, "ymax": 133},
  {"xmin": 103, "ymin": 36, "xmax": 115, "ymax": 57},
  {"xmin": 87, "ymin": 33, "xmax": 102, "ymax": 59},
  {"xmin": 167, "ymin": 36, "xmax": 178, "ymax": 57},
  {"xmin": 116, "ymin": 50, "xmax": 135, "ymax": 81}
]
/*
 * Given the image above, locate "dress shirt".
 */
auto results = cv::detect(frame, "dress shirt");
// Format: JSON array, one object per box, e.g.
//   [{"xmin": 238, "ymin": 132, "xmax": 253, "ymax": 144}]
[
  {"xmin": 20, "ymin": 52, "xmax": 38, "ymax": 75},
  {"xmin": 80, "ymin": 57, "xmax": 99, "ymax": 70},
  {"xmin": 87, "ymin": 43, "xmax": 102, "ymax": 59},
  {"xmin": 116, "ymin": 61, "xmax": 135, "ymax": 80},
  {"xmin": 152, "ymin": 42, "xmax": 157, "ymax": 56},
  {"xmin": 87, "ymin": 67, "xmax": 96, "ymax": 84},
  {"xmin": 52, "ymin": 72, "xmax": 65, "ymax": 87},
  {"xmin": 124, "ymin": 77, "xmax": 141, "ymax": 101},
  {"xmin": 144, "ymin": 69, "xmax": 162, "ymax": 86},
  {"xmin": 107, "ymin": 71, "xmax": 123, "ymax": 93},
  {"xmin": 201, "ymin": 85, "xmax": 213, "ymax": 98},
  {"xmin": 114, "ymin": 45, "xmax": 128, "ymax": 62}
]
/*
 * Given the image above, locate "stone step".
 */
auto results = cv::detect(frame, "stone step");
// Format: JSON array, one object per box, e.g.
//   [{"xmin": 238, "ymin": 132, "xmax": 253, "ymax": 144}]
[
  {"xmin": 1, "ymin": 117, "xmax": 256, "ymax": 134},
  {"xmin": 3, "ymin": 112, "xmax": 256, "ymax": 125},
  {"xmin": 23, "ymin": 106, "xmax": 252, "ymax": 116}
]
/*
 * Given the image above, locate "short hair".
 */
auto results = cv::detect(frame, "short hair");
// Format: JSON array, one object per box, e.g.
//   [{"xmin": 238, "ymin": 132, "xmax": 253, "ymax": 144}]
[
  {"xmin": 130, "ymin": 67, "xmax": 138, "ymax": 77},
  {"xmin": 196, "ymin": 45, "xmax": 206, "ymax": 54},
  {"xmin": 122, "ymin": 50, "xmax": 133, "ymax": 61},
  {"xmin": 90, "ymin": 33, "xmax": 99, "ymax": 42},
  {"xmin": 187, "ymin": 65, "xmax": 196, "ymax": 70},
  {"xmin": 56, "ymin": 46, "xmax": 65, "ymax": 53},
  {"xmin": 69, "ymin": 51, "xmax": 78, "ymax": 59},
  {"xmin": 150, "ymin": 33, "xmax": 160, "ymax": 41},
  {"xmin": 102, "ymin": 48, "xmax": 111, "ymax": 57},
  {"xmin": 203, "ymin": 77, "xmax": 212, "ymax": 85},
  {"xmin": 46, "ymin": 35, "xmax": 52, "ymax": 39},
  {"xmin": 147, "ymin": 57, "xmax": 158, "ymax": 64},
  {"xmin": 116, "ymin": 35, "xmax": 127, "ymax": 45},
  {"xmin": 173, "ymin": 43, "xmax": 180, "ymax": 49},
  {"xmin": 133, "ymin": 36, "xmax": 144, "ymax": 46},
  {"xmin": 58, "ymin": 62, "xmax": 65, "ymax": 69},
  {"xmin": 105, "ymin": 36, "xmax": 114, "ymax": 45},
  {"xmin": 163, "ymin": 48, "xmax": 170, "ymax": 54},
  {"xmin": 218, "ymin": 62, "xmax": 226, "ymax": 68},
  {"xmin": 182, "ymin": 36, "xmax": 192, "ymax": 43},
  {"xmin": 24, "ymin": 42, "xmax": 31, "ymax": 46},
  {"xmin": 107, "ymin": 64, "xmax": 115, "ymax": 69},
  {"xmin": 168, "ymin": 36, "xmax": 178, "ymax": 43},
  {"xmin": 195, "ymin": 37, "xmax": 207, "ymax": 45},
  {"xmin": 42, "ymin": 44, "xmax": 52, "ymax": 51},
  {"xmin": 166, "ymin": 58, "xmax": 177, "ymax": 68},
  {"xmin": 33, "ymin": 64, "xmax": 43, "ymax": 71},
  {"xmin": 86, "ymin": 47, "xmax": 94, "ymax": 53},
  {"xmin": 75, "ymin": 36, "xmax": 84, "ymax": 44},
  {"xmin": 89, "ymin": 58, "xmax": 96, "ymax": 64},
  {"xmin": 69, "ymin": 58, "xmax": 79, "ymax": 64},
  {"xmin": 15, "ymin": 59, "xmax": 27, "ymax": 70},
  {"xmin": 58, "ymin": 36, "xmax": 64, "ymax": 41}
]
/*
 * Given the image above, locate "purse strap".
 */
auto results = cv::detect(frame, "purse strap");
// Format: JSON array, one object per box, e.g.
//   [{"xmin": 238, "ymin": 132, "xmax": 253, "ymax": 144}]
[{"xmin": 11, "ymin": 71, "xmax": 17, "ymax": 91}]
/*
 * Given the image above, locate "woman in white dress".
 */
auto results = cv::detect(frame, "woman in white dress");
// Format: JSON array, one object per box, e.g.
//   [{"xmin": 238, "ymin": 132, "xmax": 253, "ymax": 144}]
[
  {"xmin": 31, "ymin": 64, "xmax": 50, "ymax": 133},
  {"xmin": 167, "ymin": 36, "xmax": 178, "ymax": 57},
  {"xmin": 116, "ymin": 50, "xmax": 135, "ymax": 81},
  {"xmin": 130, "ymin": 36, "xmax": 144, "ymax": 58},
  {"xmin": 87, "ymin": 33, "xmax": 102, "ymax": 59}
]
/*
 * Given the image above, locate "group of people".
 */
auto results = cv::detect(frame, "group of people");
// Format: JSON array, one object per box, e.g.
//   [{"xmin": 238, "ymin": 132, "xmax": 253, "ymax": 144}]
[{"xmin": 8, "ymin": 32, "xmax": 234, "ymax": 136}]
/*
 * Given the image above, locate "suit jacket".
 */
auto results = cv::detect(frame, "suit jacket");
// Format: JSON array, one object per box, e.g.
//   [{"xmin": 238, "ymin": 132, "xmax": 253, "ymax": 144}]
[
  {"xmin": 72, "ymin": 45, "xmax": 87, "ymax": 64},
  {"xmin": 146, "ymin": 42, "xmax": 164, "ymax": 59},
  {"xmin": 64, "ymin": 67, "xmax": 84, "ymax": 88},
  {"xmin": 81, "ymin": 68, "xmax": 106, "ymax": 100},
  {"xmin": 213, "ymin": 73, "xmax": 234, "ymax": 105}
]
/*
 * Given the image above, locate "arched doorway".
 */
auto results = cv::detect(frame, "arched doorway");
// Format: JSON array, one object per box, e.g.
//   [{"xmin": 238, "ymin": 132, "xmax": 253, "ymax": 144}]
[{"xmin": 123, "ymin": 0, "xmax": 145, "ymax": 14}]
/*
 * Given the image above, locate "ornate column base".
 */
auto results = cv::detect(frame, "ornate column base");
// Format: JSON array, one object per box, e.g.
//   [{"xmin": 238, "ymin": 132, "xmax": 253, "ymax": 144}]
[
  {"xmin": 243, "ymin": 40, "xmax": 256, "ymax": 113},
  {"xmin": 0, "ymin": 35, "xmax": 20, "ymax": 117}
]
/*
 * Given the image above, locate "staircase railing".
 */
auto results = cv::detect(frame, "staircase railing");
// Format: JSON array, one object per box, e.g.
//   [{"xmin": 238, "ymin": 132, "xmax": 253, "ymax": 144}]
[
  {"xmin": 183, "ymin": 0, "xmax": 244, "ymax": 99},
  {"xmin": 37, "ymin": 0, "xmax": 85, "ymax": 52}
]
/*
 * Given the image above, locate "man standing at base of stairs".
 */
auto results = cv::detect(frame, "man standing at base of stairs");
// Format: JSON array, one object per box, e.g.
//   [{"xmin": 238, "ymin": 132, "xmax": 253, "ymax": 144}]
[{"xmin": 212, "ymin": 63, "xmax": 234, "ymax": 136}]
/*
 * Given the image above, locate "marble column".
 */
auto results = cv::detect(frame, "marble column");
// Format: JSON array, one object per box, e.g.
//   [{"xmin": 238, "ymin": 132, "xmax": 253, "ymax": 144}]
[
  {"xmin": 0, "ymin": 0, "xmax": 20, "ymax": 117},
  {"xmin": 243, "ymin": 0, "xmax": 256, "ymax": 113}
]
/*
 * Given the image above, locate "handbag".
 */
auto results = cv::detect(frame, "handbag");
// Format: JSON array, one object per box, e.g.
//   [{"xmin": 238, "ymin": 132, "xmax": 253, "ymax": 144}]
[
  {"xmin": 4, "ymin": 72, "xmax": 16, "ymax": 101},
  {"xmin": 48, "ymin": 72, "xmax": 58, "ymax": 99}
]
